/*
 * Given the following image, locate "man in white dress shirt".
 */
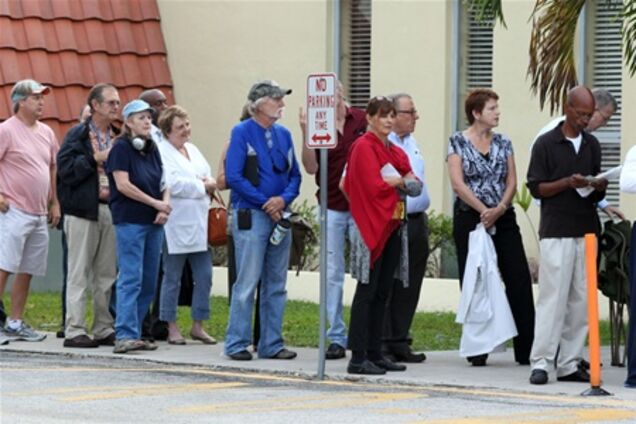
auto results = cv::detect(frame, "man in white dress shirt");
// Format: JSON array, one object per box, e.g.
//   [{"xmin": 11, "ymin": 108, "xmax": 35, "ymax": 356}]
[{"xmin": 383, "ymin": 93, "xmax": 430, "ymax": 363}]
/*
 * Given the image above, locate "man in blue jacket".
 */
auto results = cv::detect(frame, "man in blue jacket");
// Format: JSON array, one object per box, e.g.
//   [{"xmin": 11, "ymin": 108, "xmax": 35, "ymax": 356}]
[
  {"xmin": 57, "ymin": 83, "xmax": 120, "ymax": 348},
  {"xmin": 224, "ymin": 80, "xmax": 301, "ymax": 360}
]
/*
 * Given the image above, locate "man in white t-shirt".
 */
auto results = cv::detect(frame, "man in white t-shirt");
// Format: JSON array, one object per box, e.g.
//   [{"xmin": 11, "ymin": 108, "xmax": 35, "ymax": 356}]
[
  {"xmin": 532, "ymin": 89, "xmax": 622, "ymax": 219},
  {"xmin": 0, "ymin": 79, "xmax": 60, "ymax": 342}
]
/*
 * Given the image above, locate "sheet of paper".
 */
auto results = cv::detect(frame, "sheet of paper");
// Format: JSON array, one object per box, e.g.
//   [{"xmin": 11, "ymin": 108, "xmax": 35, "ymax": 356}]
[
  {"xmin": 380, "ymin": 163, "xmax": 400, "ymax": 178},
  {"xmin": 576, "ymin": 165, "xmax": 622, "ymax": 198}
]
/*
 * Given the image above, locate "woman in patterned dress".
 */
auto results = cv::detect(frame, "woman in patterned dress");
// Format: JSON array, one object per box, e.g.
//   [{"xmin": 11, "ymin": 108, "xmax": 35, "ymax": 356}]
[{"xmin": 447, "ymin": 89, "xmax": 535, "ymax": 366}]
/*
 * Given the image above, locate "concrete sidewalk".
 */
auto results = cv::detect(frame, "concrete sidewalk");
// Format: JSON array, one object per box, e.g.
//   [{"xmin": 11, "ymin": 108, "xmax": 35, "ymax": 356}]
[{"xmin": 2, "ymin": 332, "xmax": 636, "ymax": 402}]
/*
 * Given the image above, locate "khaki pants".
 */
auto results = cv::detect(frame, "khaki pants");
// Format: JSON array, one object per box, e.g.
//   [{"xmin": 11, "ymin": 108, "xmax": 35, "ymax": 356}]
[
  {"xmin": 64, "ymin": 205, "xmax": 116, "ymax": 339},
  {"xmin": 530, "ymin": 238, "xmax": 588, "ymax": 377}
]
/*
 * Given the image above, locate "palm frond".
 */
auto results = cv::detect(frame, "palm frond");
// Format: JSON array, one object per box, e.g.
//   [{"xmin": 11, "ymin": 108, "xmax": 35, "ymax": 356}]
[
  {"xmin": 464, "ymin": 0, "xmax": 506, "ymax": 28},
  {"xmin": 623, "ymin": 1, "xmax": 636, "ymax": 77},
  {"xmin": 528, "ymin": 0, "xmax": 585, "ymax": 114}
]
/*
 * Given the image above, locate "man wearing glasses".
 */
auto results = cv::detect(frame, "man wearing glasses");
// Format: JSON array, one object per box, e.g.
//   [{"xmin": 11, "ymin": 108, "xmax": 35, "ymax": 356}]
[
  {"xmin": 140, "ymin": 89, "xmax": 169, "ymax": 144},
  {"xmin": 533, "ymin": 89, "xmax": 622, "ymax": 219},
  {"xmin": 527, "ymin": 86, "xmax": 608, "ymax": 385},
  {"xmin": 57, "ymin": 83, "xmax": 121, "ymax": 348},
  {"xmin": 382, "ymin": 93, "xmax": 429, "ymax": 363}
]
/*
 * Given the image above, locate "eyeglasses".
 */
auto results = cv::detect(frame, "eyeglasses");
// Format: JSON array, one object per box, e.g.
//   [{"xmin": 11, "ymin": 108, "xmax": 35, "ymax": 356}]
[
  {"xmin": 102, "ymin": 100, "xmax": 121, "ymax": 107},
  {"xmin": 397, "ymin": 109, "xmax": 418, "ymax": 115},
  {"xmin": 595, "ymin": 108, "xmax": 613, "ymax": 125},
  {"xmin": 568, "ymin": 103, "xmax": 593, "ymax": 121}
]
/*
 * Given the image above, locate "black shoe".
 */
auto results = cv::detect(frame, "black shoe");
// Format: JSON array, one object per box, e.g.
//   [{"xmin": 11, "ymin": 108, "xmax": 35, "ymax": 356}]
[
  {"xmin": 578, "ymin": 359, "xmax": 590, "ymax": 370},
  {"xmin": 325, "ymin": 343, "xmax": 346, "ymax": 360},
  {"xmin": 557, "ymin": 368, "xmax": 590, "ymax": 382},
  {"xmin": 95, "ymin": 333, "xmax": 116, "ymax": 346},
  {"xmin": 393, "ymin": 350, "xmax": 426, "ymax": 363},
  {"xmin": 56, "ymin": 329, "xmax": 65, "ymax": 339},
  {"xmin": 529, "ymin": 369, "xmax": 548, "ymax": 385},
  {"xmin": 229, "ymin": 350, "xmax": 253, "ymax": 361},
  {"xmin": 63, "ymin": 335, "xmax": 99, "ymax": 348},
  {"xmin": 347, "ymin": 359, "xmax": 386, "ymax": 375},
  {"xmin": 468, "ymin": 354, "xmax": 488, "ymax": 366},
  {"xmin": 271, "ymin": 348, "xmax": 297, "ymax": 360},
  {"xmin": 383, "ymin": 352, "xmax": 397, "ymax": 362},
  {"xmin": 372, "ymin": 357, "xmax": 407, "ymax": 372},
  {"xmin": 517, "ymin": 359, "xmax": 530, "ymax": 365},
  {"xmin": 0, "ymin": 300, "xmax": 6, "ymax": 327}
]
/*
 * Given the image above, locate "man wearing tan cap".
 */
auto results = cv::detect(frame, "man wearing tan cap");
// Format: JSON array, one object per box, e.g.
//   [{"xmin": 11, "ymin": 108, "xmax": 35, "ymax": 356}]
[{"xmin": 0, "ymin": 79, "xmax": 60, "ymax": 342}]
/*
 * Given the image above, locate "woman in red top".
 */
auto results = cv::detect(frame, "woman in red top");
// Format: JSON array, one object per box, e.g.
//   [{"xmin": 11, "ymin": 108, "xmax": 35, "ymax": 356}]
[{"xmin": 342, "ymin": 96, "xmax": 420, "ymax": 375}]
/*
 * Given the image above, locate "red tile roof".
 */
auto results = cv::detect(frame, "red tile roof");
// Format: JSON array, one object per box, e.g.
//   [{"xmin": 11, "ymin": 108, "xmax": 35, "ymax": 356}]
[{"xmin": 0, "ymin": 0, "xmax": 174, "ymax": 142}]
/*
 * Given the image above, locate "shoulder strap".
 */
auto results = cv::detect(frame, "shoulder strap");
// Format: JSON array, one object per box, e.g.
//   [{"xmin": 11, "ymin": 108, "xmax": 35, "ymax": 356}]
[{"xmin": 211, "ymin": 190, "xmax": 226, "ymax": 208}]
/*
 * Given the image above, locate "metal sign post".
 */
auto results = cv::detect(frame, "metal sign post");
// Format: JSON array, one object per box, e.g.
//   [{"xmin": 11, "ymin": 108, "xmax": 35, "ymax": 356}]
[{"xmin": 306, "ymin": 73, "xmax": 337, "ymax": 379}]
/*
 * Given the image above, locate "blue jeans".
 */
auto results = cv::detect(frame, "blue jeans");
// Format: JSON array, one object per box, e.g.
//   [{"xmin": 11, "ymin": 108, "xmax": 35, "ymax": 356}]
[
  {"xmin": 225, "ymin": 209, "xmax": 291, "ymax": 357},
  {"xmin": 159, "ymin": 246, "xmax": 213, "ymax": 322},
  {"xmin": 325, "ymin": 209, "xmax": 354, "ymax": 348},
  {"xmin": 114, "ymin": 223, "xmax": 163, "ymax": 340}
]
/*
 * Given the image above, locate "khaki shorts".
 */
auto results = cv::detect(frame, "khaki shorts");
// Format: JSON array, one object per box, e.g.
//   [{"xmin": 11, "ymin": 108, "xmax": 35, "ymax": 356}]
[{"xmin": 0, "ymin": 207, "xmax": 49, "ymax": 276}]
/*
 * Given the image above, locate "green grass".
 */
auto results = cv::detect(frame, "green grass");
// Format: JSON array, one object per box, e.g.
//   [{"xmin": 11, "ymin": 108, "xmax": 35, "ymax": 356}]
[{"xmin": 8, "ymin": 291, "xmax": 615, "ymax": 351}]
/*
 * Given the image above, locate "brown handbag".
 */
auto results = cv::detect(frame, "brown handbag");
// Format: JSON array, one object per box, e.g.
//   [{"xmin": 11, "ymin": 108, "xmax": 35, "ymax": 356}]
[{"xmin": 208, "ymin": 191, "xmax": 228, "ymax": 246}]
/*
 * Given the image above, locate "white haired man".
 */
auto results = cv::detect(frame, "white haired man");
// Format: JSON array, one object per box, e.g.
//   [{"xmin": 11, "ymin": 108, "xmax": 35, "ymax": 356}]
[{"xmin": 0, "ymin": 79, "xmax": 61, "ymax": 342}]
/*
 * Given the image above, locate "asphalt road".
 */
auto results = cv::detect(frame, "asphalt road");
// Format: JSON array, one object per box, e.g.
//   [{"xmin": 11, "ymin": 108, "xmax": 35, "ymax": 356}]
[{"xmin": 2, "ymin": 352, "xmax": 636, "ymax": 424}]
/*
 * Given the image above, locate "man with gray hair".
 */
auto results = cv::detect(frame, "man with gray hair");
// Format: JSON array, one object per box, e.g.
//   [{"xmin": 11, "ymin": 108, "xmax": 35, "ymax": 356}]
[
  {"xmin": 383, "ymin": 93, "xmax": 430, "ymax": 363},
  {"xmin": 56, "ymin": 83, "xmax": 120, "ymax": 348},
  {"xmin": 224, "ymin": 80, "xmax": 301, "ymax": 361},
  {"xmin": 0, "ymin": 79, "xmax": 61, "ymax": 342}
]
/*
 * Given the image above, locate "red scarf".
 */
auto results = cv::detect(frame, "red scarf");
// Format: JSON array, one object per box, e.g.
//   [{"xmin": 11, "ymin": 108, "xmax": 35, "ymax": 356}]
[{"xmin": 344, "ymin": 131, "xmax": 412, "ymax": 264}]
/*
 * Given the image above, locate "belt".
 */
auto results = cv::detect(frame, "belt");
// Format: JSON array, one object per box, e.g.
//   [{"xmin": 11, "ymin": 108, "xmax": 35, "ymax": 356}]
[
  {"xmin": 407, "ymin": 212, "xmax": 424, "ymax": 219},
  {"xmin": 99, "ymin": 200, "xmax": 109, "ymax": 205}
]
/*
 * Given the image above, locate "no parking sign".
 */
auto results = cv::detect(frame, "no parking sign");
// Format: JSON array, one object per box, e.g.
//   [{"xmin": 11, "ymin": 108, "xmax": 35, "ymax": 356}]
[{"xmin": 305, "ymin": 73, "xmax": 337, "ymax": 150}]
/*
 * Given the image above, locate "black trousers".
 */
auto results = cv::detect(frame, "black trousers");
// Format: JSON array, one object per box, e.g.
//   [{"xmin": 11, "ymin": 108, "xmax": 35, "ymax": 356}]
[
  {"xmin": 348, "ymin": 229, "xmax": 401, "ymax": 355},
  {"xmin": 625, "ymin": 223, "xmax": 636, "ymax": 386},
  {"xmin": 383, "ymin": 213, "xmax": 430, "ymax": 353},
  {"xmin": 453, "ymin": 204, "xmax": 535, "ymax": 363}
]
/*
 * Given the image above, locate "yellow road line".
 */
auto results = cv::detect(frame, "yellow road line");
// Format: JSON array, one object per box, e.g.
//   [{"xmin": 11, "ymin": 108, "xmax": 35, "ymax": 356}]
[
  {"xmin": 410, "ymin": 408, "xmax": 636, "ymax": 424},
  {"xmin": 60, "ymin": 382, "xmax": 246, "ymax": 402},
  {"xmin": 170, "ymin": 392, "xmax": 425, "ymax": 414},
  {"xmin": 8, "ymin": 382, "xmax": 245, "ymax": 397},
  {"xmin": 4, "ymin": 366, "xmax": 636, "ymax": 409}
]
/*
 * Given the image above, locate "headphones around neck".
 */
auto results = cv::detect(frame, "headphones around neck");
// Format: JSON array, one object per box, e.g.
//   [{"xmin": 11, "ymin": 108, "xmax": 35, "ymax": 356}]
[{"xmin": 131, "ymin": 136, "xmax": 155, "ymax": 153}]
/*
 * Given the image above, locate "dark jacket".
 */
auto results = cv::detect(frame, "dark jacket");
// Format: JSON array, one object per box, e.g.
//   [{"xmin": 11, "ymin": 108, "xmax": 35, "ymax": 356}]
[{"xmin": 57, "ymin": 119, "xmax": 119, "ymax": 220}]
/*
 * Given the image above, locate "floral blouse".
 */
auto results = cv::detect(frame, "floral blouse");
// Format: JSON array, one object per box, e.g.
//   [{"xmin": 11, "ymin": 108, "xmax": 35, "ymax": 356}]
[{"xmin": 447, "ymin": 131, "xmax": 513, "ymax": 207}]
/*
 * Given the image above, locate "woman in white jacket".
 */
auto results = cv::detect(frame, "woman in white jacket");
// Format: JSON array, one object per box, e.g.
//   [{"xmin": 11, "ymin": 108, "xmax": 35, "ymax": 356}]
[{"xmin": 157, "ymin": 106, "xmax": 216, "ymax": 345}]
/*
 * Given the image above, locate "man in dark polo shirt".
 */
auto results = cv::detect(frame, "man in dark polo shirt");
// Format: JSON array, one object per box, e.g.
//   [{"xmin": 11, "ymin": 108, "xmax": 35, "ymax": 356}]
[
  {"xmin": 300, "ymin": 82, "xmax": 367, "ymax": 359},
  {"xmin": 526, "ymin": 86, "xmax": 607, "ymax": 385}
]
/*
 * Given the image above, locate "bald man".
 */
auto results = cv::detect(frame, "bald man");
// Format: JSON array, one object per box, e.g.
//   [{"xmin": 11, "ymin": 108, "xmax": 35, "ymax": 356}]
[
  {"xmin": 139, "ymin": 89, "xmax": 168, "ymax": 144},
  {"xmin": 526, "ymin": 86, "xmax": 608, "ymax": 385}
]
